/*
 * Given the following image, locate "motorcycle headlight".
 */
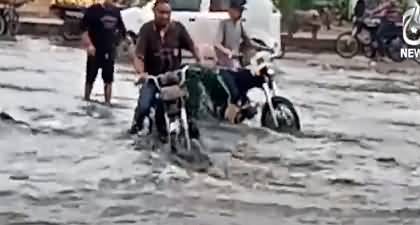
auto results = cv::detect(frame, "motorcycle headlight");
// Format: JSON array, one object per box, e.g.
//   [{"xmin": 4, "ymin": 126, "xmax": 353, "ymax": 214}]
[{"xmin": 267, "ymin": 68, "xmax": 275, "ymax": 76}]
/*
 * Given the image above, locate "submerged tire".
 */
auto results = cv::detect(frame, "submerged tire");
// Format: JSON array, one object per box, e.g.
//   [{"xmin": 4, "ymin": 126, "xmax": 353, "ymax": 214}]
[
  {"xmin": 170, "ymin": 136, "xmax": 212, "ymax": 172},
  {"xmin": 4, "ymin": 9, "xmax": 19, "ymax": 35},
  {"xmin": 0, "ymin": 15, "xmax": 6, "ymax": 35},
  {"xmin": 335, "ymin": 31, "xmax": 359, "ymax": 58},
  {"xmin": 261, "ymin": 96, "xmax": 301, "ymax": 133}
]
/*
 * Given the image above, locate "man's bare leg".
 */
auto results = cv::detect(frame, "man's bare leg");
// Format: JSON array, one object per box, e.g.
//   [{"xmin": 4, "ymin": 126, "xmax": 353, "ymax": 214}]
[
  {"xmin": 84, "ymin": 83, "xmax": 93, "ymax": 101},
  {"xmin": 104, "ymin": 83, "xmax": 112, "ymax": 106}
]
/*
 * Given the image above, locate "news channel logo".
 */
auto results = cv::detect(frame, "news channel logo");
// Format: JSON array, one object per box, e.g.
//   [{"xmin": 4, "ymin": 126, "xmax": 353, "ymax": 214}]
[{"xmin": 401, "ymin": 0, "xmax": 420, "ymax": 59}]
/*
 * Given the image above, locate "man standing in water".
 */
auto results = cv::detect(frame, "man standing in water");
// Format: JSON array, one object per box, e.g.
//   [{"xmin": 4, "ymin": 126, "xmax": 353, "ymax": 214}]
[
  {"xmin": 130, "ymin": 0, "xmax": 201, "ymax": 141},
  {"xmin": 81, "ymin": 0, "xmax": 126, "ymax": 106}
]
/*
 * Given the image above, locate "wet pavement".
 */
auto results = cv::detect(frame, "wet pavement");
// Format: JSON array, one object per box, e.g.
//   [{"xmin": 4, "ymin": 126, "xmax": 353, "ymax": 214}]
[{"xmin": 1, "ymin": 36, "xmax": 420, "ymax": 225}]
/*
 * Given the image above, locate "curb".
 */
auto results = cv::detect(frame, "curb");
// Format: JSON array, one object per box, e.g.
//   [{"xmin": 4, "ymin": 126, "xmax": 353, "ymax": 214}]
[
  {"xmin": 18, "ymin": 17, "xmax": 63, "ymax": 36},
  {"xmin": 282, "ymin": 35, "xmax": 336, "ymax": 53}
]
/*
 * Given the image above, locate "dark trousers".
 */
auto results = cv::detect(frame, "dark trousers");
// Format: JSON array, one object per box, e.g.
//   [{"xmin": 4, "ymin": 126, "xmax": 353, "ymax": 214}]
[
  {"xmin": 219, "ymin": 68, "xmax": 264, "ymax": 105},
  {"xmin": 220, "ymin": 69, "xmax": 241, "ymax": 105},
  {"xmin": 376, "ymin": 19, "xmax": 397, "ymax": 55},
  {"xmin": 133, "ymin": 80, "xmax": 167, "ymax": 136}
]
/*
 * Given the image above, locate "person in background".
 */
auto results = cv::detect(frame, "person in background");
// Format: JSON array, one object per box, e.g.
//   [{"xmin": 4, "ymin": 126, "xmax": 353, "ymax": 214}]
[
  {"xmin": 369, "ymin": 0, "xmax": 402, "ymax": 59},
  {"xmin": 130, "ymin": 0, "xmax": 201, "ymax": 142},
  {"xmin": 354, "ymin": 0, "xmax": 366, "ymax": 19},
  {"xmin": 80, "ymin": 0, "xmax": 126, "ymax": 106}
]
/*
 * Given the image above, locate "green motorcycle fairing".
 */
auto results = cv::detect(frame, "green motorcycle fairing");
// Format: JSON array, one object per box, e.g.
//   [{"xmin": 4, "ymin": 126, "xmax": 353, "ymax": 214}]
[{"xmin": 183, "ymin": 65, "xmax": 230, "ymax": 119}]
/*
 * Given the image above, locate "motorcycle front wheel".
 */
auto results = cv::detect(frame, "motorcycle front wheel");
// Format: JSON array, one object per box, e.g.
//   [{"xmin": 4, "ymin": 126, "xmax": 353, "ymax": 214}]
[
  {"xmin": 261, "ymin": 96, "xmax": 301, "ymax": 133},
  {"xmin": 0, "ymin": 14, "xmax": 5, "ymax": 35},
  {"xmin": 170, "ymin": 133, "xmax": 212, "ymax": 172},
  {"xmin": 335, "ymin": 31, "xmax": 360, "ymax": 58}
]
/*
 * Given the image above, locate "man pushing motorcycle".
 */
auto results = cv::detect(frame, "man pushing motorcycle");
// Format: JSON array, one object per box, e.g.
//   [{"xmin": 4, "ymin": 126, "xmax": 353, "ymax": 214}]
[
  {"xmin": 368, "ymin": 0, "xmax": 402, "ymax": 60},
  {"xmin": 130, "ymin": 0, "xmax": 202, "ymax": 142}
]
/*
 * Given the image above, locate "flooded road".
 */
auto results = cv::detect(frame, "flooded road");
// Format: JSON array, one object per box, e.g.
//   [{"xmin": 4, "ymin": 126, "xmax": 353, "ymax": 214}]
[{"xmin": 1, "ymin": 37, "xmax": 420, "ymax": 225}]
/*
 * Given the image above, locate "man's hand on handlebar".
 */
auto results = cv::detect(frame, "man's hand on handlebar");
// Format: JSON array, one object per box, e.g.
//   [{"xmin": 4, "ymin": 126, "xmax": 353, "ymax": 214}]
[{"xmin": 134, "ymin": 73, "xmax": 150, "ymax": 86}]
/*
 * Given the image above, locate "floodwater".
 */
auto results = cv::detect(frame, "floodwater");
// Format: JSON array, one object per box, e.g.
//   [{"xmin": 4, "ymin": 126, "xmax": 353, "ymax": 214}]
[{"xmin": 1, "ymin": 37, "xmax": 420, "ymax": 225}]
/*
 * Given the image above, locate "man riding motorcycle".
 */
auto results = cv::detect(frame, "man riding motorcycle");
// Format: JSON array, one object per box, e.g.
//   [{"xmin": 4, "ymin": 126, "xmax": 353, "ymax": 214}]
[
  {"xmin": 130, "ymin": 0, "xmax": 202, "ymax": 142},
  {"xmin": 214, "ymin": 0, "xmax": 265, "ymax": 123},
  {"xmin": 368, "ymin": 0, "xmax": 402, "ymax": 59}
]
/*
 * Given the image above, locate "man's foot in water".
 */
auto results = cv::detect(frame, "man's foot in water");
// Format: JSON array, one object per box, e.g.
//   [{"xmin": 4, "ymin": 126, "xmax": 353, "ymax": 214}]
[
  {"xmin": 104, "ymin": 101, "xmax": 112, "ymax": 107},
  {"xmin": 241, "ymin": 105, "xmax": 258, "ymax": 119},
  {"xmin": 235, "ymin": 105, "xmax": 258, "ymax": 123},
  {"xmin": 129, "ymin": 124, "xmax": 149, "ymax": 136},
  {"xmin": 158, "ymin": 133, "xmax": 168, "ymax": 144}
]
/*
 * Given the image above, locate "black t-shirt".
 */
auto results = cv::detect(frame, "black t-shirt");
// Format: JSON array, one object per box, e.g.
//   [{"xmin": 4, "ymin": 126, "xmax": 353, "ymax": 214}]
[
  {"xmin": 135, "ymin": 21, "xmax": 195, "ymax": 76},
  {"xmin": 81, "ymin": 4, "xmax": 126, "ymax": 54},
  {"xmin": 354, "ymin": 0, "xmax": 366, "ymax": 18}
]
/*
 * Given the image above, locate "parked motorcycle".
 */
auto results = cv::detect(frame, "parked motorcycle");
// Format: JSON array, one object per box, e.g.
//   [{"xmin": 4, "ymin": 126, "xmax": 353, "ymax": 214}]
[
  {"xmin": 135, "ymin": 66, "xmax": 212, "ymax": 171},
  {"xmin": 335, "ymin": 16, "xmax": 412, "ymax": 63},
  {"xmin": 184, "ymin": 50, "xmax": 301, "ymax": 133}
]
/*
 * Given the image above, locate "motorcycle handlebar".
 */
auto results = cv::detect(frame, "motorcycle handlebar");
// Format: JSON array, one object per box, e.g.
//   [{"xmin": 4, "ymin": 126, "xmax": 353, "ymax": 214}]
[
  {"xmin": 134, "ymin": 65, "xmax": 189, "ymax": 88},
  {"xmin": 134, "ymin": 74, "xmax": 157, "ymax": 86}
]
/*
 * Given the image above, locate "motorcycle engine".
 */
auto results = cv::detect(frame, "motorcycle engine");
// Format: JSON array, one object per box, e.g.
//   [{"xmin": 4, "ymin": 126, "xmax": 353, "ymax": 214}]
[
  {"xmin": 164, "ymin": 99, "xmax": 182, "ymax": 116},
  {"xmin": 357, "ymin": 29, "xmax": 372, "ymax": 45}
]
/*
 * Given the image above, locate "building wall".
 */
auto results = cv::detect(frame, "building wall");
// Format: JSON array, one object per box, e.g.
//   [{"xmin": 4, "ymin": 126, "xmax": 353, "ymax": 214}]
[{"xmin": 18, "ymin": 0, "xmax": 52, "ymax": 17}]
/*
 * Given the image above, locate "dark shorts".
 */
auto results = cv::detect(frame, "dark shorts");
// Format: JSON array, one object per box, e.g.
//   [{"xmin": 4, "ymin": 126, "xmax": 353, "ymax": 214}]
[{"xmin": 86, "ymin": 52, "xmax": 115, "ymax": 84}]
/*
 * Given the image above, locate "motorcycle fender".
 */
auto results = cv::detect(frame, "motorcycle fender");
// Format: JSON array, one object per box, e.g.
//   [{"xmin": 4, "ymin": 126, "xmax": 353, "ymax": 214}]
[
  {"xmin": 169, "ymin": 119, "xmax": 180, "ymax": 134},
  {"xmin": 351, "ymin": 27, "xmax": 358, "ymax": 36}
]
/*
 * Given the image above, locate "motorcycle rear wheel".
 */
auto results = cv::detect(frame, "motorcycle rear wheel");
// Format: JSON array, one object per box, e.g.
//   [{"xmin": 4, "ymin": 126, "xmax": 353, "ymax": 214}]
[
  {"xmin": 386, "ymin": 37, "xmax": 406, "ymax": 63},
  {"xmin": 335, "ymin": 31, "xmax": 360, "ymax": 58},
  {"xmin": 261, "ymin": 96, "xmax": 301, "ymax": 133}
]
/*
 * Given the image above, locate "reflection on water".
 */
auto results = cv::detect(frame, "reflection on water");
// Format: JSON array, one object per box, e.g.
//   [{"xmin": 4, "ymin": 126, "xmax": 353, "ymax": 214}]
[{"xmin": 1, "ymin": 37, "xmax": 420, "ymax": 225}]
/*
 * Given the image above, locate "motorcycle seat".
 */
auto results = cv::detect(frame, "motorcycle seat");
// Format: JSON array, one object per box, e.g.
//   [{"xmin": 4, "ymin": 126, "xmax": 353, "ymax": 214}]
[
  {"xmin": 158, "ymin": 71, "xmax": 181, "ymax": 87},
  {"xmin": 160, "ymin": 85, "xmax": 186, "ymax": 101}
]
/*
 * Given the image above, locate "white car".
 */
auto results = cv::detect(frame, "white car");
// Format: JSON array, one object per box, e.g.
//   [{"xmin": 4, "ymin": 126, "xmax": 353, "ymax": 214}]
[{"xmin": 120, "ymin": 0, "xmax": 284, "ymax": 58}]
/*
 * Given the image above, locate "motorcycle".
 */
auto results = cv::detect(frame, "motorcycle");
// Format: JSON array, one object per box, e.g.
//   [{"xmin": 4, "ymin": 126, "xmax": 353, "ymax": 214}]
[
  {"xmin": 335, "ymin": 16, "xmax": 411, "ymax": 63},
  {"xmin": 184, "ymin": 50, "xmax": 301, "ymax": 133},
  {"xmin": 135, "ymin": 66, "xmax": 212, "ymax": 171}
]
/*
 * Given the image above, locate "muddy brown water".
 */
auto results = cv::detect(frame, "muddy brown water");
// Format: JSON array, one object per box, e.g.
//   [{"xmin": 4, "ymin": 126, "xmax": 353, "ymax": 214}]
[{"xmin": 1, "ymin": 37, "xmax": 420, "ymax": 225}]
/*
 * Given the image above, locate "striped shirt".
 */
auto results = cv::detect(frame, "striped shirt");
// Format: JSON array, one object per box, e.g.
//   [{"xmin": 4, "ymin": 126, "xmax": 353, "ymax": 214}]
[{"xmin": 371, "ymin": 0, "xmax": 402, "ymax": 23}]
